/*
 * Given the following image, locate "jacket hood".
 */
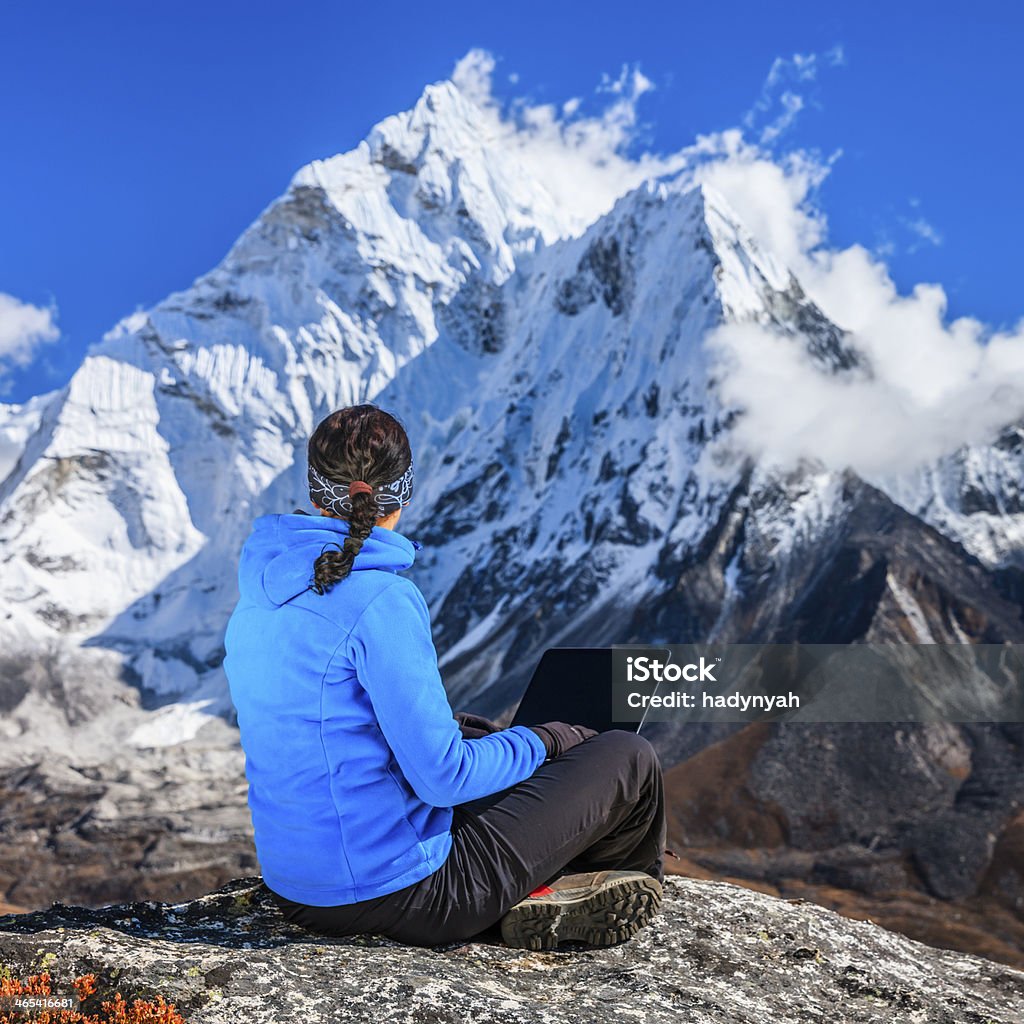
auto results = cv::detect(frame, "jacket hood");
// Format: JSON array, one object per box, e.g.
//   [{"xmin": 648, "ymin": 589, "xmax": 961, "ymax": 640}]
[{"xmin": 239, "ymin": 512, "xmax": 419, "ymax": 607}]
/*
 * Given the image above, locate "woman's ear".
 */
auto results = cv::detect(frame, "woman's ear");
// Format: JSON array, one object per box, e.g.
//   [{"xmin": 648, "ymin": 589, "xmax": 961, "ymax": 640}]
[{"xmin": 376, "ymin": 506, "xmax": 403, "ymax": 530}]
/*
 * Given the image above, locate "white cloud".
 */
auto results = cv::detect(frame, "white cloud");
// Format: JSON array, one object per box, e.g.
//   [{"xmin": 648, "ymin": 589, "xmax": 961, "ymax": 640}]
[
  {"xmin": 448, "ymin": 49, "xmax": 685, "ymax": 235},
  {"xmin": 825, "ymin": 44, "xmax": 846, "ymax": 67},
  {"xmin": 759, "ymin": 91, "xmax": 805, "ymax": 145},
  {"xmin": 443, "ymin": 46, "xmax": 1024, "ymax": 480},
  {"xmin": 451, "ymin": 49, "xmax": 496, "ymax": 109},
  {"xmin": 689, "ymin": 133, "xmax": 832, "ymax": 267},
  {"xmin": 0, "ymin": 293, "xmax": 59, "ymax": 379},
  {"xmin": 743, "ymin": 46, "xmax": 844, "ymax": 145},
  {"xmin": 698, "ymin": 154, "xmax": 1022, "ymax": 477},
  {"xmin": 707, "ymin": 307, "xmax": 1024, "ymax": 479},
  {"xmin": 599, "ymin": 65, "xmax": 655, "ymax": 98},
  {"xmin": 902, "ymin": 215, "xmax": 943, "ymax": 250}
]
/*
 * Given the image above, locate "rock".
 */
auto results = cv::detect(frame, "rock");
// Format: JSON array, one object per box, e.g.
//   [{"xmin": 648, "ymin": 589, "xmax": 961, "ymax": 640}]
[
  {"xmin": 1, "ymin": 876, "xmax": 1022, "ymax": 1023},
  {"xmin": 0, "ymin": 745, "xmax": 257, "ymax": 911},
  {"xmin": 982, "ymin": 810, "xmax": 1024, "ymax": 912},
  {"xmin": 911, "ymin": 813, "xmax": 1000, "ymax": 900}
]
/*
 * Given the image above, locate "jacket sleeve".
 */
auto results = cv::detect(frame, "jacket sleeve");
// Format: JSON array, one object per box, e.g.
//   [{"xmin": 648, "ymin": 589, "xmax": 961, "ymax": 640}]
[{"xmin": 346, "ymin": 578, "xmax": 547, "ymax": 807}]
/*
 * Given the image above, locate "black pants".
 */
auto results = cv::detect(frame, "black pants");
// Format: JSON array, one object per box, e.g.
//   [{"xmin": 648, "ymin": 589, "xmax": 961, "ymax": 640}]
[{"xmin": 268, "ymin": 730, "xmax": 666, "ymax": 947}]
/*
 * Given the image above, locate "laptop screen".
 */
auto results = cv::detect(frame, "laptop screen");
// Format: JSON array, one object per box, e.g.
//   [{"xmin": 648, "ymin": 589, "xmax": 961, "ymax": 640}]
[{"xmin": 509, "ymin": 648, "xmax": 642, "ymax": 734}]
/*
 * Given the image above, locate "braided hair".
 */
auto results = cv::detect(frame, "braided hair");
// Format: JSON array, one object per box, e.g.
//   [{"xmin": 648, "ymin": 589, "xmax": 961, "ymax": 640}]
[{"xmin": 307, "ymin": 405, "xmax": 413, "ymax": 595}]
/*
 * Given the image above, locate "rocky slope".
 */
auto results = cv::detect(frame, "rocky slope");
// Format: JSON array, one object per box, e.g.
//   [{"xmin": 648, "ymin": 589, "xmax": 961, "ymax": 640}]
[
  {"xmin": 1, "ymin": 875, "xmax": 1022, "ymax": 1024},
  {"xmin": 0, "ymin": 726, "xmax": 255, "ymax": 914},
  {"xmin": 661, "ymin": 722, "xmax": 1024, "ymax": 970}
]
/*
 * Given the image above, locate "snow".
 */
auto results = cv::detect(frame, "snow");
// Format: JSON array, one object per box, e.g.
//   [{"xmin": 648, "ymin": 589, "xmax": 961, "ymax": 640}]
[
  {"xmin": 868, "ymin": 437, "xmax": 1024, "ymax": 568},
  {"xmin": 126, "ymin": 698, "xmax": 220, "ymax": 748},
  {"xmin": 438, "ymin": 600, "xmax": 509, "ymax": 669},
  {"xmin": 885, "ymin": 571, "xmax": 938, "ymax": 643},
  {"xmin": 0, "ymin": 388, "xmax": 60, "ymax": 486}
]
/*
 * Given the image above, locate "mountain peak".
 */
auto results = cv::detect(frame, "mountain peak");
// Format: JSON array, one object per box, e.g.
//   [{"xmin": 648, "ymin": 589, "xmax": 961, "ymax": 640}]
[
  {"xmin": 363, "ymin": 79, "xmax": 494, "ymax": 175},
  {"xmin": 289, "ymin": 78, "xmax": 574, "ymax": 255},
  {"xmin": 412, "ymin": 78, "xmax": 486, "ymax": 127}
]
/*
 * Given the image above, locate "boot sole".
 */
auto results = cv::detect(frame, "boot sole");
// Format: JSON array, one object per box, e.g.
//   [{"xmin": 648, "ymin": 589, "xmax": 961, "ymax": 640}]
[{"xmin": 500, "ymin": 876, "xmax": 663, "ymax": 950}]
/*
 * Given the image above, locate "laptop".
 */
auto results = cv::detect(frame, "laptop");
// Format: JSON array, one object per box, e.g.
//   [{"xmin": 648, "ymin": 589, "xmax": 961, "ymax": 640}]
[{"xmin": 509, "ymin": 647, "xmax": 650, "ymax": 735}]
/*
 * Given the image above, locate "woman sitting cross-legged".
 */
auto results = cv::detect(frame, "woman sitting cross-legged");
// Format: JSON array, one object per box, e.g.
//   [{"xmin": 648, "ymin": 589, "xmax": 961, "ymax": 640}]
[{"xmin": 223, "ymin": 404, "xmax": 666, "ymax": 949}]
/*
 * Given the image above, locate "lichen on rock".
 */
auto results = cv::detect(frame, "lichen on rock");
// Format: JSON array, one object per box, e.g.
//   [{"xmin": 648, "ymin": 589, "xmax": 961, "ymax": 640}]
[{"xmin": 1, "ymin": 875, "xmax": 1021, "ymax": 1023}]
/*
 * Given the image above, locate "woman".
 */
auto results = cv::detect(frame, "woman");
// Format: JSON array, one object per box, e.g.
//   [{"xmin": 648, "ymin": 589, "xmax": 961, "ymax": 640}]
[{"xmin": 223, "ymin": 404, "xmax": 666, "ymax": 949}]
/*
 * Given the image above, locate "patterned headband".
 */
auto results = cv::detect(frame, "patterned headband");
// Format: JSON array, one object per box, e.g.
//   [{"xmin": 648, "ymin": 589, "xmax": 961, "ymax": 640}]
[{"xmin": 308, "ymin": 460, "xmax": 414, "ymax": 518}]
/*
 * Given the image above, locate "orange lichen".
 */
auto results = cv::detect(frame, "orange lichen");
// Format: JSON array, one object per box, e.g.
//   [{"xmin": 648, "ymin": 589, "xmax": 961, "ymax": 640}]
[{"xmin": 0, "ymin": 970, "xmax": 187, "ymax": 1023}]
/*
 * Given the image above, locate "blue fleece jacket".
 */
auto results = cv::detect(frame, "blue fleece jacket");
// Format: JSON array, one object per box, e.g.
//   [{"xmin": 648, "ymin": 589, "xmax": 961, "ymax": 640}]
[{"xmin": 222, "ymin": 512, "xmax": 547, "ymax": 906}]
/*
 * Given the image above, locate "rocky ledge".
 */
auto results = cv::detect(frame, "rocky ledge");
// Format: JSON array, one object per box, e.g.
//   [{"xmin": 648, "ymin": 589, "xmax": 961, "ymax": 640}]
[{"xmin": 1, "ymin": 876, "xmax": 1022, "ymax": 1023}]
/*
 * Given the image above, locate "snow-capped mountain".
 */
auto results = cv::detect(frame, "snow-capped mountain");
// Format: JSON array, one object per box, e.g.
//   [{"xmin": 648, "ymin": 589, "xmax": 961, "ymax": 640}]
[
  {"xmin": 0, "ymin": 391, "xmax": 58, "ymax": 484},
  {"xmin": 871, "ymin": 426, "xmax": 1024, "ymax": 571},
  {"xmin": 0, "ymin": 75, "xmax": 1021, "ymax": 755}
]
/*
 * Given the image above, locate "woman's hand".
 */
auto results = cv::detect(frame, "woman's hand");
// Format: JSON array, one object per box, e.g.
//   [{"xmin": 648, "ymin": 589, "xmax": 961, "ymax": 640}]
[
  {"xmin": 454, "ymin": 710, "xmax": 503, "ymax": 739},
  {"xmin": 527, "ymin": 722, "xmax": 599, "ymax": 759}
]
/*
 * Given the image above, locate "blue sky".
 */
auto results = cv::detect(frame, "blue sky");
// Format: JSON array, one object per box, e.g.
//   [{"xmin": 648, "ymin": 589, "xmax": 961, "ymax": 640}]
[{"xmin": 1, "ymin": 0, "xmax": 1021, "ymax": 403}]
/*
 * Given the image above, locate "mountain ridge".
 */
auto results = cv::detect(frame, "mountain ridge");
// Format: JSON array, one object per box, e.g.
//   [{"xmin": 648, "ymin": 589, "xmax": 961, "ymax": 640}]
[{"xmin": 0, "ymin": 72, "xmax": 1020, "ymax": 738}]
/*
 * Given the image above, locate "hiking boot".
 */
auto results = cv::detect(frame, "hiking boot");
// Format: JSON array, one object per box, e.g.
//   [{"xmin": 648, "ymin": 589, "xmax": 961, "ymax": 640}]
[{"xmin": 499, "ymin": 870, "xmax": 663, "ymax": 950}]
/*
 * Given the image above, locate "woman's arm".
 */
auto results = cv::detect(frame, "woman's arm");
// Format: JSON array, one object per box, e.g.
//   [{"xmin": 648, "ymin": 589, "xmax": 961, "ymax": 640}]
[{"xmin": 345, "ymin": 578, "xmax": 547, "ymax": 807}]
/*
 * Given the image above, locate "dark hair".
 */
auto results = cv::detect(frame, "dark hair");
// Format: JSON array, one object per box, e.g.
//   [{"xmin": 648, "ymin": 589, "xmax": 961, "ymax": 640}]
[{"xmin": 307, "ymin": 405, "xmax": 412, "ymax": 595}]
